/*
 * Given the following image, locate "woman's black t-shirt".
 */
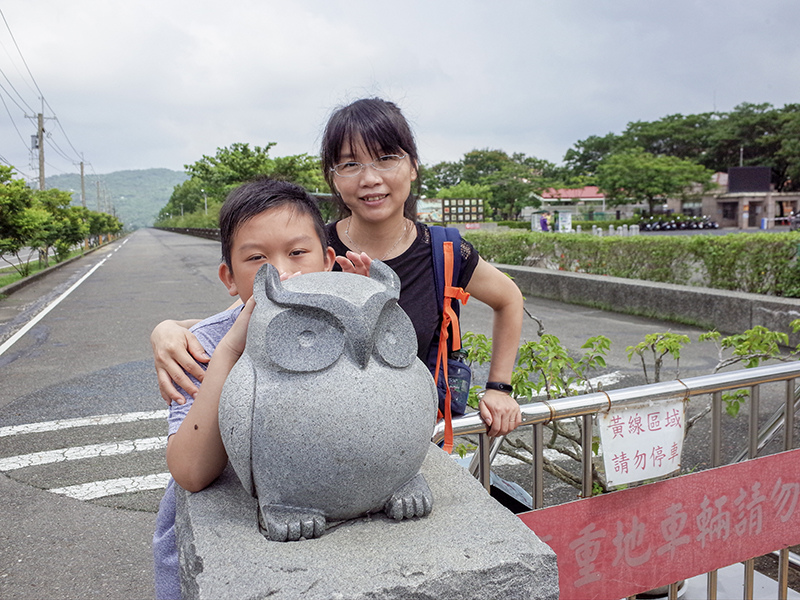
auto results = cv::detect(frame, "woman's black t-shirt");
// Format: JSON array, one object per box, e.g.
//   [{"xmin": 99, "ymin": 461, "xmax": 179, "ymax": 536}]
[{"xmin": 325, "ymin": 221, "xmax": 479, "ymax": 361}]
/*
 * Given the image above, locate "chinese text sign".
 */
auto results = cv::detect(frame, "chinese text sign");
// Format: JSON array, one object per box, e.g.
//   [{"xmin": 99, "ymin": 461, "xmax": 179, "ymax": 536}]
[
  {"xmin": 518, "ymin": 448, "xmax": 800, "ymax": 600},
  {"xmin": 598, "ymin": 399, "xmax": 685, "ymax": 487}
]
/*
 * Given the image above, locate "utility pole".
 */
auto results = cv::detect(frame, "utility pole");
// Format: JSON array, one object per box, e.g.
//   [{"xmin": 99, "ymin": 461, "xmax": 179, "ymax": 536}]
[
  {"xmin": 37, "ymin": 112, "xmax": 45, "ymax": 190},
  {"xmin": 80, "ymin": 160, "xmax": 86, "ymax": 207},
  {"xmin": 97, "ymin": 180, "xmax": 101, "ymax": 211},
  {"xmin": 26, "ymin": 99, "xmax": 51, "ymax": 190}
]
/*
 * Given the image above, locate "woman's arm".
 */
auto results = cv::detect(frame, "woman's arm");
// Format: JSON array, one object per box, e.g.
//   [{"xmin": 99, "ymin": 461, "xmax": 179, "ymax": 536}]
[
  {"xmin": 151, "ymin": 301, "xmax": 244, "ymax": 404},
  {"xmin": 464, "ymin": 257, "xmax": 524, "ymax": 437},
  {"xmin": 151, "ymin": 319, "xmax": 208, "ymax": 403},
  {"xmin": 166, "ymin": 298, "xmax": 254, "ymax": 492}
]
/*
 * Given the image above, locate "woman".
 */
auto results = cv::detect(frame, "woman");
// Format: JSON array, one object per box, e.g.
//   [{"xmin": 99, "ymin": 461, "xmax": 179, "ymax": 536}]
[{"xmin": 151, "ymin": 97, "xmax": 523, "ymax": 437}]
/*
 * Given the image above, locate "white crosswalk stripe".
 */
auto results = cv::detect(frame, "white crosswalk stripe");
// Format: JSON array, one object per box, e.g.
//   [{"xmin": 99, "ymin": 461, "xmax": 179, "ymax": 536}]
[
  {"xmin": 0, "ymin": 410, "xmax": 167, "ymax": 437},
  {"xmin": 0, "ymin": 437, "xmax": 167, "ymax": 470},
  {"xmin": 0, "ymin": 410, "xmax": 170, "ymax": 506},
  {"xmin": 50, "ymin": 472, "xmax": 171, "ymax": 501}
]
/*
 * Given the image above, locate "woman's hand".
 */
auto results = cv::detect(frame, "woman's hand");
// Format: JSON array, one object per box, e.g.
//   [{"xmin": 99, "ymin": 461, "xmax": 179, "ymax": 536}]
[
  {"xmin": 151, "ymin": 319, "xmax": 208, "ymax": 404},
  {"xmin": 334, "ymin": 251, "xmax": 372, "ymax": 276},
  {"xmin": 479, "ymin": 389, "xmax": 522, "ymax": 437}
]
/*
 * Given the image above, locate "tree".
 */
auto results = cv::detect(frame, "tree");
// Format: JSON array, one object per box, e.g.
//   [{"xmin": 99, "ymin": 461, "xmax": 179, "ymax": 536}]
[
  {"xmin": 419, "ymin": 161, "xmax": 463, "ymax": 197},
  {"xmin": 0, "ymin": 166, "xmax": 42, "ymax": 276},
  {"xmin": 461, "ymin": 149, "xmax": 511, "ymax": 184},
  {"xmin": 776, "ymin": 107, "xmax": 800, "ymax": 190},
  {"xmin": 623, "ymin": 113, "xmax": 717, "ymax": 163},
  {"xmin": 272, "ymin": 154, "xmax": 328, "ymax": 193},
  {"xmin": 562, "ymin": 133, "xmax": 623, "ymax": 179},
  {"xmin": 437, "ymin": 181, "xmax": 492, "ymax": 201},
  {"xmin": 564, "ymin": 104, "xmax": 800, "ymax": 192},
  {"xmin": 159, "ymin": 143, "xmax": 329, "ymax": 225},
  {"xmin": 55, "ymin": 206, "xmax": 90, "ymax": 260},
  {"xmin": 596, "ymin": 148, "xmax": 714, "ymax": 214},
  {"xmin": 30, "ymin": 188, "xmax": 76, "ymax": 267}
]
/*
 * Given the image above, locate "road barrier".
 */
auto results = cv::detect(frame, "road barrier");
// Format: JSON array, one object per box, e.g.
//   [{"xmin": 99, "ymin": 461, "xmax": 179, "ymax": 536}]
[{"xmin": 433, "ymin": 361, "xmax": 800, "ymax": 599}]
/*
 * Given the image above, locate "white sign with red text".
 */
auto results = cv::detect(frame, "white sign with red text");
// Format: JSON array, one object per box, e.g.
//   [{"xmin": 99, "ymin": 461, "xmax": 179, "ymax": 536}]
[{"xmin": 598, "ymin": 399, "xmax": 685, "ymax": 487}]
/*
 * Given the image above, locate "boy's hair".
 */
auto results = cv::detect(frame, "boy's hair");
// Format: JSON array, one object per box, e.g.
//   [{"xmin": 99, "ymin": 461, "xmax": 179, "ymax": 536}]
[
  {"xmin": 219, "ymin": 177, "xmax": 327, "ymax": 269},
  {"xmin": 321, "ymin": 97, "xmax": 419, "ymax": 221}
]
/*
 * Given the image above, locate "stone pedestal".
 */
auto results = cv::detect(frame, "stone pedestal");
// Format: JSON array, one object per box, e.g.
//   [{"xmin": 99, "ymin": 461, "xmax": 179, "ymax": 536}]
[{"xmin": 176, "ymin": 444, "xmax": 558, "ymax": 600}]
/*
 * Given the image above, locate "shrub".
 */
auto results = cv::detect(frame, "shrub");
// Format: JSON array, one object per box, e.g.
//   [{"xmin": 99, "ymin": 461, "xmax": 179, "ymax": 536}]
[{"xmin": 463, "ymin": 230, "xmax": 800, "ymax": 297}]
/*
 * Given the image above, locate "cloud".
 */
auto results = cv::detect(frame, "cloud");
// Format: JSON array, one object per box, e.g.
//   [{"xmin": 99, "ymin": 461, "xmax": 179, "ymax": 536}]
[{"xmin": 1, "ymin": 0, "xmax": 799, "ymax": 178}]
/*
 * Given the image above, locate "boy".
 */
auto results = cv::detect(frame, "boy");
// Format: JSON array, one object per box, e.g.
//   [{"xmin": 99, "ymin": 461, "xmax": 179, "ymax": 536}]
[{"xmin": 153, "ymin": 178, "xmax": 357, "ymax": 599}]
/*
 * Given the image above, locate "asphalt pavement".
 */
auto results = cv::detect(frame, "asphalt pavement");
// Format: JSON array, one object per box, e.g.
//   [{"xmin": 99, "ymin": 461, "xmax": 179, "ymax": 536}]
[{"xmin": 0, "ymin": 228, "xmax": 794, "ymax": 599}]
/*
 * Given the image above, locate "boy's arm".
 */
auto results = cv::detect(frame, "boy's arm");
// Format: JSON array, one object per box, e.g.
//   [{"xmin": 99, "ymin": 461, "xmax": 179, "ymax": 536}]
[
  {"xmin": 464, "ymin": 257, "xmax": 524, "ymax": 437},
  {"xmin": 166, "ymin": 299, "xmax": 254, "ymax": 492}
]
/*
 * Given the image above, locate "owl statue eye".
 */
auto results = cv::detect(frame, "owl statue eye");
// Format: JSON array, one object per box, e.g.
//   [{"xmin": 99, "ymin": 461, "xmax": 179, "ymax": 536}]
[
  {"xmin": 265, "ymin": 309, "xmax": 344, "ymax": 372},
  {"xmin": 374, "ymin": 304, "xmax": 416, "ymax": 368}
]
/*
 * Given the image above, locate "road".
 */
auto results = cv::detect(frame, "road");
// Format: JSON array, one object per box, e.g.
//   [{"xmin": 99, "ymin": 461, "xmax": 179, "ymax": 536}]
[{"xmin": 0, "ymin": 228, "xmax": 793, "ymax": 599}]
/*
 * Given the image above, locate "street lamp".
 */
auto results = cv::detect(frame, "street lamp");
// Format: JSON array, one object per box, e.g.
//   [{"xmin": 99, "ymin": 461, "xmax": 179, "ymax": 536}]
[{"xmin": 201, "ymin": 189, "xmax": 208, "ymax": 215}]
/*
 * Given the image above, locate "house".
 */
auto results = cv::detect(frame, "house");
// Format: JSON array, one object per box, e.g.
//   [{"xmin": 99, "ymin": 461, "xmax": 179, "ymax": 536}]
[
  {"xmin": 701, "ymin": 168, "xmax": 800, "ymax": 229},
  {"xmin": 521, "ymin": 186, "xmax": 644, "ymax": 221}
]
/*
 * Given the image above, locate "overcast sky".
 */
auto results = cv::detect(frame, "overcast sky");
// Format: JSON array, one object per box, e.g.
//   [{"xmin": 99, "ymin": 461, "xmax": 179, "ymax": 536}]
[{"xmin": 1, "ymin": 0, "xmax": 799, "ymax": 182}]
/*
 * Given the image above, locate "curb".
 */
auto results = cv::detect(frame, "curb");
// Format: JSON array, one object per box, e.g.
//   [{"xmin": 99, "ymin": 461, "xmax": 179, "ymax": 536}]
[{"xmin": 0, "ymin": 240, "xmax": 119, "ymax": 298}]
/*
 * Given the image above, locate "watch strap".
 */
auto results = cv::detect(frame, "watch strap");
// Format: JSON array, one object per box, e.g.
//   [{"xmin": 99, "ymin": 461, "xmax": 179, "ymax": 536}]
[{"xmin": 485, "ymin": 381, "xmax": 513, "ymax": 394}]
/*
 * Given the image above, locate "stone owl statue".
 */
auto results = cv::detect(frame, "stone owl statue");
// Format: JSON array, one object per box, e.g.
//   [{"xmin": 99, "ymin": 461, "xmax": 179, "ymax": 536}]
[{"xmin": 219, "ymin": 261, "xmax": 437, "ymax": 542}]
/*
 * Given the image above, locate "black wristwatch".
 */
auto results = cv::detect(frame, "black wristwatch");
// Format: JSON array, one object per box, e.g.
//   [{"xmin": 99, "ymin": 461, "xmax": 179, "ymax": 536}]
[{"xmin": 485, "ymin": 381, "xmax": 513, "ymax": 394}]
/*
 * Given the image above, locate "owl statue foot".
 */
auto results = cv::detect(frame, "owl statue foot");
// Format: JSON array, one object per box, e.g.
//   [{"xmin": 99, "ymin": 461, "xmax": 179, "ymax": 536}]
[
  {"xmin": 383, "ymin": 473, "xmax": 433, "ymax": 521},
  {"xmin": 258, "ymin": 505, "xmax": 326, "ymax": 542}
]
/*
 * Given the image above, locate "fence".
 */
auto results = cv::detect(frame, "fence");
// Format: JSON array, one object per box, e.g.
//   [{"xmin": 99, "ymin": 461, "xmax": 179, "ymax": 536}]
[{"xmin": 433, "ymin": 361, "xmax": 800, "ymax": 599}]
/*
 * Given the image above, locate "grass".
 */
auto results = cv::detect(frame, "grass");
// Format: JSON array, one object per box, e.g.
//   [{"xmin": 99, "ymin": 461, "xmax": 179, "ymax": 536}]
[{"xmin": 0, "ymin": 249, "xmax": 86, "ymax": 289}]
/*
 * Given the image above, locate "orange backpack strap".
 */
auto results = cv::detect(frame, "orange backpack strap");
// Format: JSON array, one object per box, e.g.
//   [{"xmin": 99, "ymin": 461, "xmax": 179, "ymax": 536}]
[{"xmin": 433, "ymin": 240, "xmax": 470, "ymax": 454}]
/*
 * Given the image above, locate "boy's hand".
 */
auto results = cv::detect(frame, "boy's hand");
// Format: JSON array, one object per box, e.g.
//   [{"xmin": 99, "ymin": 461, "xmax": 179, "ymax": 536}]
[
  {"xmin": 216, "ymin": 297, "xmax": 255, "ymax": 359},
  {"xmin": 479, "ymin": 389, "xmax": 522, "ymax": 437},
  {"xmin": 335, "ymin": 251, "xmax": 372, "ymax": 277},
  {"xmin": 152, "ymin": 320, "xmax": 209, "ymax": 404}
]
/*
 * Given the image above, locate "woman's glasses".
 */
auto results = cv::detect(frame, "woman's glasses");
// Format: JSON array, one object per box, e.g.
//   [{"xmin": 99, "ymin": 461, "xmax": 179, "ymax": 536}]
[{"xmin": 330, "ymin": 154, "xmax": 407, "ymax": 178}]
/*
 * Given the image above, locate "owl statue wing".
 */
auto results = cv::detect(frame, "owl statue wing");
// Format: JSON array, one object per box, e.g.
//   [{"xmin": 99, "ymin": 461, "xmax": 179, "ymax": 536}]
[{"xmin": 218, "ymin": 352, "xmax": 256, "ymax": 496}]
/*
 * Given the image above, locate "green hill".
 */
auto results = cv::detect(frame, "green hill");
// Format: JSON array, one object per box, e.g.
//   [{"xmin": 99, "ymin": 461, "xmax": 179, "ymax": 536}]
[{"xmin": 46, "ymin": 168, "xmax": 188, "ymax": 229}]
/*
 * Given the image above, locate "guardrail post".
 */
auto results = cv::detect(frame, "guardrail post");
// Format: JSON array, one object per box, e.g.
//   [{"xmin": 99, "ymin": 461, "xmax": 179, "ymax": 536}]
[
  {"xmin": 581, "ymin": 414, "xmax": 593, "ymax": 498},
  {"xmin": 478, "ymin": 433, "xmax": 491, "ymax": 492},
  {"xmin": 532, "ymin": 423, "xmax": 544, "ymax": 509}
]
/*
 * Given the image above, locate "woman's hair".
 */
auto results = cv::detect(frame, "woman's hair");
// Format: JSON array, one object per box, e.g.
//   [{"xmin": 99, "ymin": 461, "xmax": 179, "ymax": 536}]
[
  {"xmin": 219, "ymin": 177, "xmax": 326, "ymax": 269},
  {"xmin": 321, "ymin": 98, "xmax": 419, "ymax": 221}
]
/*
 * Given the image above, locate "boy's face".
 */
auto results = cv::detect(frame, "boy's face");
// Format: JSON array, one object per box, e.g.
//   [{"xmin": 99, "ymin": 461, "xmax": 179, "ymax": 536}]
[{"xmin": 219, "ymin": 206, "xmax": 335, "ymax": 301}]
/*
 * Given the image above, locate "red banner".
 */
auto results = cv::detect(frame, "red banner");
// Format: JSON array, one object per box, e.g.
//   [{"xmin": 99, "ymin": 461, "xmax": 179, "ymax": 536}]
[{"xmin": 519, "ymin": 448, "xmax": 800, "ymax": 600}]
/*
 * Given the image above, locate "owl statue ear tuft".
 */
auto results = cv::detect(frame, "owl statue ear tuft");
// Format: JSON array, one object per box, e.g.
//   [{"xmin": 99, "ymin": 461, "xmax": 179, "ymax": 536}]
[
  {"xmin": 369, "ymin": 260, "xmax": 401, "ymax": 295},
  {"xmin": 255, "ymin": 263, "xmax": 282, "ymax": 304}
]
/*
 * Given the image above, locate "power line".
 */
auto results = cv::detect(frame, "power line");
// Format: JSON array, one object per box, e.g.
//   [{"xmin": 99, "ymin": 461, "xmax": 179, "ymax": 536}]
[
  {"xmin": 46, "ymin": 133, "xmax": 77, "ymax": 163},
  {"xmin": 0, "ymin": 8, "xmax": 44, "ymax": 99},
  {"xmin": 51, "ymin": 115, "xmax": 84, "ymax": 162},
  {"xmin": 0, "ymin": 87, "xmax": 29, "ymax": 150},
  {"xmin": 0, "ymin": 69, "xmax": 33, "ymax": 114},
  {"xmin": 0, "ymin": 8, "xmax": 94, "ymax": 185}
]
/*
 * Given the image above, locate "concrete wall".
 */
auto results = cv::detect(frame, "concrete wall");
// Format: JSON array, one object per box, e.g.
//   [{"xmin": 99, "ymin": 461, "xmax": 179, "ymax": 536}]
[{"xmin": 499, "ymin": 265, "xmax": 800, "ymax": 348}]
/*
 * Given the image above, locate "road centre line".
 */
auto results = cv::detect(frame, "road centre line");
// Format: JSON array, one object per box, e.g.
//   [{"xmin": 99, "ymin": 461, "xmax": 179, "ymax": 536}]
[
  {"xmin": 49, "ymin": 472, "xmax": 170, "ymax": 500},
  {"xmin": 0, "ymin": 409, "xmax": 168, "ymax": 438},
  {"xmin": 0, "ymin": 256, "xmax": 109, "ymax": 358}
]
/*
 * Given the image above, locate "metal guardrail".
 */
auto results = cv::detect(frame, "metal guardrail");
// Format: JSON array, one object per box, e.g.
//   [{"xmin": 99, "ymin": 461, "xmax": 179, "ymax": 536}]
[
  {"xmin": 431, "ymin": 361, "xmax": 800, "ymax": 599},
  {"xmin": 157, "ymin": 227, "xmax": 220, "ymax": 241}
]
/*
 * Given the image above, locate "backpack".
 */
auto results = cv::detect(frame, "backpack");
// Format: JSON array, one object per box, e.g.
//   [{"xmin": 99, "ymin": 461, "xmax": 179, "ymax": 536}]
[{"xmin": 426, "ymin": 225, "xmax": 471, "ymax": 453}]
